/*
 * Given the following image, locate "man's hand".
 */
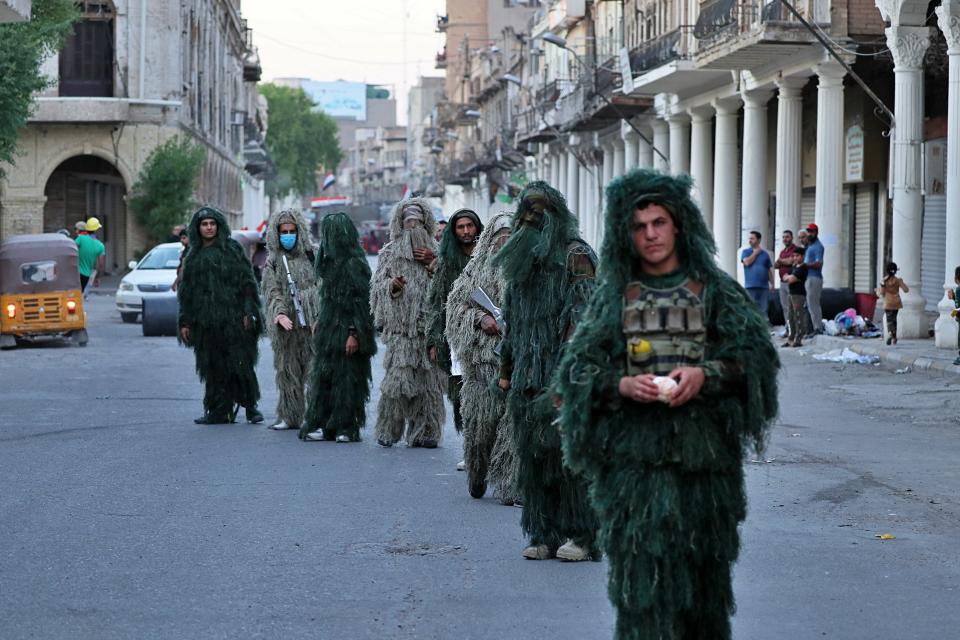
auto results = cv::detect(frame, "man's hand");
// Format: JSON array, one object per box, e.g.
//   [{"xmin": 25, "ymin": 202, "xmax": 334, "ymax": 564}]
[
  {"xmin": 179, "ymin": 326, "xmax": 190, "ymax": 344},
  {"xmin": 498, "ymin": 377, "xmax": 511, "ymax": 391},
  {"xmin": 345, "ymin": 335, "xmax": 359, "ymax": 355},
  {"xmin": 413, "ymin": 247, "xmax": 435, "ymax": 264},
  {"xmin": 479, "ymin": 314, "xmax": 499, "ymax": 335},
  {"xmin": 618, "ymin": 374, "xmax": 659, "ymax": 403},
  {"xmin": 667, "ymin": 367, "xmax": 705, "ymax": 407},
  {"xmin": 429, "ymin": 346, "xmax": 437, "ymax": 362},
  {"xmin": 390, "ymin": 276, "xmax": 407, "ymax": 294},
  {"xmin": 275, "ymin": 314, "xmax": 293, "ymax": 331}
]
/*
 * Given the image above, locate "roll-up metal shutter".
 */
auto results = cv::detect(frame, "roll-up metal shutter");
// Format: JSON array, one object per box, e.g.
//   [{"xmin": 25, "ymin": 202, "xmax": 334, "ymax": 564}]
[
  {"xmin": 921, "ymin": 194, "xmax": 947, "ymax": 311},
  {"xmin": 853, "ymin": 184, "xmax": 876, "ymax": 293},
  {"xmin": 800, "ymin": 189, "xmax": 816, "ymax": 229}
]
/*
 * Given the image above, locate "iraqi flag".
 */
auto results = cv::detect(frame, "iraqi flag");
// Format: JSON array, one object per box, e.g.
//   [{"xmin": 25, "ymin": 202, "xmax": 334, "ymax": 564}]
[
  {"xmin": 322, "ymin": 173, "xmax": 336, "ymax": 191},
  {"xmin": 401, "ymin": 184, "xmax": 412, "ymax": 200}
]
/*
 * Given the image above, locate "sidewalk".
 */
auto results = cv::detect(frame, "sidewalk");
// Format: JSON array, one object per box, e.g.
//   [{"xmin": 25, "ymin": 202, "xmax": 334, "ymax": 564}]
[{"xmin": 798, "ymin": 333, "xmax": 960, "ymax": 378}]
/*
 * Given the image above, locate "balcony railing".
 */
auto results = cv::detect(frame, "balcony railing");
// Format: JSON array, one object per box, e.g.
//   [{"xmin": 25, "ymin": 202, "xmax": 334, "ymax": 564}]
[
  {"xmin": 693, "ymin": 0, "xmax": 812, "ymax": 49},
  {"xmin": 629, "ymin": 28, "xmax": 690, "ymax": 76}
]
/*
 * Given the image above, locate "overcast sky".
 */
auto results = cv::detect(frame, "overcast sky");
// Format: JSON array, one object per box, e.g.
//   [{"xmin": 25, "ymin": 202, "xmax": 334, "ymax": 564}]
[{"xmin": 242, "ymin": 0, "xmax": 446, "ymax": 124}]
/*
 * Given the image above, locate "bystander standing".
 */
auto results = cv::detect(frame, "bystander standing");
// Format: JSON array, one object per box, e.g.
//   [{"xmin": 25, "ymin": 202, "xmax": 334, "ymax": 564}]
[
  {"xmin": 803, "ymin": 223, "xmax": 825, "ymax": 336},
  {"xmin": 774, "ymin": 230, "xmax": 798, "ymax": 333},
  {"xmin": 740, "ymin": 230, "xmax": 774, "ymax": 315}
]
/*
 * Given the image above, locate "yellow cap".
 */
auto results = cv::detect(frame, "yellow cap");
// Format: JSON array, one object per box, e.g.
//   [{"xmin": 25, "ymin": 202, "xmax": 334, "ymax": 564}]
[{"xmin": 85, "ymin": 217, "xmax": 102, "ymax": 231}]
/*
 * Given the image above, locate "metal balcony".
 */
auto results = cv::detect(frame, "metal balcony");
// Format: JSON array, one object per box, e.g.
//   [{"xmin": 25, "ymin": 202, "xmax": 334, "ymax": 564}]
[{"xmin": 436, "ymin": 14, "xmax": 448, "ymax": 32}]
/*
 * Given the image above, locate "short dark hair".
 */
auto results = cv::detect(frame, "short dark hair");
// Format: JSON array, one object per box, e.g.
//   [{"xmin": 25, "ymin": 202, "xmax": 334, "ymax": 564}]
[
  {"xmin": 794, "ymin": 245, "xmax": 806, "ymax": 255},
  {"xmin": 783, "ymin": 229, "xmax": 793, "ymax": 236},
  {"xmin": 750, "ymin": 230, "xmax": 761, "ymax": 241}
]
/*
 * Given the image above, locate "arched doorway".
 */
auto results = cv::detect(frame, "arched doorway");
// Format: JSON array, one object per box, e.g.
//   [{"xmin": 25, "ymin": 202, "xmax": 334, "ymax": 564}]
[{"xmin": 43, "ymin": 155, "xmax": 127, "ymax": 273}]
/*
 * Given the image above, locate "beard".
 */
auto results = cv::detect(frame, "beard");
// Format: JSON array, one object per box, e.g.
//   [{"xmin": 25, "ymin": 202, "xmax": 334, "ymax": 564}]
[
  {"xmin": 396, "ymin": 226, "xmax": 433, "ymax": 261},
  {"xmin": 493, "ymin": 212, "xmax": 568, "ymax": 284}
]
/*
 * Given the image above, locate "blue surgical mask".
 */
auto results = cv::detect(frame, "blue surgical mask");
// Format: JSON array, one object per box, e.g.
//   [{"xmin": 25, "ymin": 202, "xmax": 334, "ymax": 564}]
[{"xmin": 279, "ymin": 233, "xmax": 297, "ymax": 251}]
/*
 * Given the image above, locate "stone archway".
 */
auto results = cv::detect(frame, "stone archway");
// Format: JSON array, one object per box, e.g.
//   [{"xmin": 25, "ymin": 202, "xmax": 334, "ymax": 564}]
[{"xmin": 43, "ymin": 155, "xmax": 128, "ymax": 273}]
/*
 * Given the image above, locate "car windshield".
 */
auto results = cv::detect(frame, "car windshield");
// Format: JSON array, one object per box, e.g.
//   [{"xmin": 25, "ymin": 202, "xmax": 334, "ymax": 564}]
[{"xmin": 138, "ymin": 246, "xmax": 182, "ymax": 270}]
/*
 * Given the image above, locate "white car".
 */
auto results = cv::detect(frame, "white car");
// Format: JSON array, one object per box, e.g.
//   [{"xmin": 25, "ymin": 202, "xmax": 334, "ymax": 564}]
[{"xmin": 115, "ymin": 242, "xmax": 182, "ymax": 323}]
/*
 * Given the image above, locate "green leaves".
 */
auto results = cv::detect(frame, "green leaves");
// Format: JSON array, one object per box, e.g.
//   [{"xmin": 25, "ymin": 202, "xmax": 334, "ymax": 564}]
[
  {"xmin": 259, "ymin": 83, "xmax": 343, "ymax": 199},
  {"xmin": 0, "ymin": 0, "xmax": 78, "ymax": 177},
  {"xmin": 128, "ymin": 138, "xmax": 206, "ymax": 246}
]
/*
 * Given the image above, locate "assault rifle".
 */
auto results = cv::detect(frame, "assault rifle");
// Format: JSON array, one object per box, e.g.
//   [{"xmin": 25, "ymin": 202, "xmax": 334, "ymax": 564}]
[
  {"xmin": 282, "ymin": 255, "xmax": 306, "ymax": 328},
  {"xmin": 471, "ymin": 287, "xmax": 505, "ymax": 356}
]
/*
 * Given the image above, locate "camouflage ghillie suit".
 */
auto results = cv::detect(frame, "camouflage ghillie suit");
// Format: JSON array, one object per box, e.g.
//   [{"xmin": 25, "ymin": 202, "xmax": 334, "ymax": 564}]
[
  {"xmin": 555, "ymin": 169, "xmax": 780, "ymax": 639},
  {"xmin": 494, "ymin": 182, "xmax": 599, "ymax": 558},
  {"xmin": 261, "ymin": 209, "xmax": 318, "ymax": 430},
  {"xmin": 178, "ymin": 207, "xmax": 264, "ymax": 423},
  {"xmin": 302, "ymin": 212, "xmax": 376, "ymax": 442},
  {"xmin": 446, "ymin": 213, "xmax": 519, "ymax": 503},
  {"xmin": 426, "ymin": 208, "xmax": 483, "ymax": 433},
  {"xmin": 370, "ymin": 198, "xmax": 446, "ymax": 447}
]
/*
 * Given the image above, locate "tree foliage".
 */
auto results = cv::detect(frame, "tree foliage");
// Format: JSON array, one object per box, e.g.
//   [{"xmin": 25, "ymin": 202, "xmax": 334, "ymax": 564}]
[
  {"xmin": 128, "ymin": 138, "xmax": 206, "ymax": 245},
  {"xmin": 259, "ymin": 83, "xmax": 342, "ymax": 198},
  {"xmin": 0, "ymin": 0, "xmax": 78, "ymax": 177}
]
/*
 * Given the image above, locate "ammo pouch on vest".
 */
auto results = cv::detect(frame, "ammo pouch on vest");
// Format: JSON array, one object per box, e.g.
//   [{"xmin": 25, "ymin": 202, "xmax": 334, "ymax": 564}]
[{"xmin": 623, "ymin": 280, "xmax": 706, "ymax": 376}]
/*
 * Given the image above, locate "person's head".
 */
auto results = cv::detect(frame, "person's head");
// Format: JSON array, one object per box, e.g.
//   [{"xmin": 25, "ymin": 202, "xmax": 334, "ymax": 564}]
[
  {"xmin": 278, "ymin": 221, "xmax": 298, "ymax": 251},
  {"xmin": 179, "ymin": 228, "xmax": 189, "ymax": 246},
  {"xmin": 454, "ymin": 214, "xmax": 478, "ymax": 245},
  {"xmin": 74, "ymin": 220, "xmax": 87, "ymax": 236},
  {"xmin": 85, "ymin": 217, "xmax": 102, "ymax": 236},
  {"xmin": 885, "ymin": 261, "xmax": 899, "ymax": 278},
  {"xmin": 797, "ymin": 229, "xmax": 808, "ymax": 246},
  {"xmin": 199, "ymin": 216, "xmax": 218, "ymax": 242},
  {"xmin": 435, "ymin": 219, "xmax": 447, "ymax": 241},
  {"xmin": 402, "ymin": 203, "xmax": 425, "ymax": 231},
  {"xmin": 806, "ymin": 223, "xmax": 818, "ymax": 242},
  {"xmin": 748, "ymin": 230, "xmax": 761, "ymax": 248},
  {"xmin": 782, "ymin": 230, "xmax": 793, "ymax": 248},
  {"xmin": 172, "ymin": 224, "xmax": 183, "ymax": 236},
  {"xmin": 793, "ymin": 246, "xmax": 806, "ymax": 264},
  {"xmin": 631, "ymin": 200, "xmax": 680, "ymax": 275}
]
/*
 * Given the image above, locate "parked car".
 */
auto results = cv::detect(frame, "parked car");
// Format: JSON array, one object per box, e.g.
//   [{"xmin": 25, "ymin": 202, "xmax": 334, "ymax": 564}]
[{"xmin": 115, "ymin": 242, "xmax": 181, "ymax": 322}]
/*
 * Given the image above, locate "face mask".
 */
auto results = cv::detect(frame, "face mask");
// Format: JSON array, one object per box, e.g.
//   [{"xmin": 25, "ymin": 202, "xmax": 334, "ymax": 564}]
[{"xmin": 279, "ymin": 233, "xmax": 297, "ymax": 251}]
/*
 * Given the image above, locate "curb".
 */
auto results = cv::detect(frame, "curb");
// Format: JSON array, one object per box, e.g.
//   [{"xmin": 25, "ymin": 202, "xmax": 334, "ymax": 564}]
[{"xmin": 804, "ymin": 335, "xmax": 960, "ymax": 379}]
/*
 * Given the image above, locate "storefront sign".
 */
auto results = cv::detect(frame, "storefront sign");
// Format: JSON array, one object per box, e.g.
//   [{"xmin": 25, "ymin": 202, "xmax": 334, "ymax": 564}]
[{"xmin": 845, "ymin": 125, "xmax": 864, "ymax": 182}]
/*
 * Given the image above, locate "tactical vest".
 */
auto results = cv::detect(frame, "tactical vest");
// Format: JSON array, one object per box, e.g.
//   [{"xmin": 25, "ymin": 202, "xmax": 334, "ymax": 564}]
[{"xmin": 622, "ymin": 279, "xmax": 706, "ymax": 376}]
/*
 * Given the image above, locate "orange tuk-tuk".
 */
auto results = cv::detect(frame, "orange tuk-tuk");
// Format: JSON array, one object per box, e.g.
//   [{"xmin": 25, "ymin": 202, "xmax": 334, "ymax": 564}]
[{"xmin": 0, "ymin": 233, "xmax": 88, "ymax": 348}]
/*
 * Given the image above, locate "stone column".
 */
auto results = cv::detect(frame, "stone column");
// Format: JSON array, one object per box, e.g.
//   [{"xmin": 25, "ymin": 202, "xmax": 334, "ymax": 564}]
[
  {"xmin": 936, "ymin": 5, "xmax": 960, "ymax": 349},
  {"xmin": 638, "ymin": 123, "xmax": 654, "ymax": 169},
  {"xmin": 566, "ymin": 134, "xmax": 580, "ymax": 214},
  {"xmin": 622, "ymin": 121, "xmax": 639, "ymax": 173},
  {"xmin": 886, "ymin": 27, "xmax": 931, "ymax": 339},
  {"xmin": 651, "ymin": 119, "xmax": 670, "ymax": 173},
  {"xmin": 578, "ymin": 163, "xmax": 588, "ymax": 233},
  {"xmin": 557, "ymin": 147, "xmax": 568, "ymax": 201},
  {"xmin": 551, "ymin": 149, "xmax": 561, "ymax": 188},
  {"xmin": 813, "ymin": 61, "xmax": 846, "ymax": 289},
  {"xmin": 775, "ymin": 76, "xmax": 807, "ymax": 256},
  {"xmin": 613, "ymin": 138, "xmax": 626, "ymax": 178},
  {"xmin": 740, "ymin": 89, "xmax": 773, "ymax": 247},
  {"xmin": 667, "ymin": 114, "xmax": 691, "ymax": 175},
  {"xmin": 688, "ymin": 105, "xmax": 715, "ymax": 228},
  {"xmin": 712, "ymin": 96, "xmax": 742, "ymax": 276}
]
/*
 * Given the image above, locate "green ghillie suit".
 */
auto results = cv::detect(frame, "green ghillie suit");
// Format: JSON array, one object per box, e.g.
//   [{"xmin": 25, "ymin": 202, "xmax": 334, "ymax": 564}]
[
  {"xmin": 554, "ymin": 169, "xmax": 780, "ymax": 640},
  {"xmin": 426, "ymin": 208, "xmax": 483, "ymax": 433},
  {"xmin": 494, "ymin": 181, "xmax": 599, "ymax": 556},
  {"xmin": 302, "ymin": 212, "xmax": 376, "ymax": 441},
  {"xmin": 370, "ymin": 197, "xmax": 446, "ymax": 447},
  {"xmin": 446, "ymin": 213, "xmax": 518, "ymax": 502},
  {"xmin": 178, "ymin": 207, "xmax": 264, "ymax": 423},
  {"xmin": 261, "ymin": 209, "xmax": 319, "ymax": 430}
]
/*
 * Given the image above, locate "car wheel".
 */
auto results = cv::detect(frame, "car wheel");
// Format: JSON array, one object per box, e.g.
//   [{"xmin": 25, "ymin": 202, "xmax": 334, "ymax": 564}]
[{"xmin": 120, "ymin": 312, "xmax": 139, "ymax": 323}]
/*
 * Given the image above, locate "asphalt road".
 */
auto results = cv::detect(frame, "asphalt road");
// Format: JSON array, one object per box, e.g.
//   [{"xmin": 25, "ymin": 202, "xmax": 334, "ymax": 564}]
[{"xmin": 1, "ymin": 293, "xmax": 957, "ymax": 639}]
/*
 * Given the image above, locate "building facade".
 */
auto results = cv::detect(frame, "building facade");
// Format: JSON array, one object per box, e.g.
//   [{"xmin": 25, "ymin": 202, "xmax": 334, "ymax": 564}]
[
  {"xmin": 0, "ymin": 0, "xmax": 268, "ymax": 269},
  {"xmin": 0, "ymin": 0, "xmax": 30, "ymax": 22}
]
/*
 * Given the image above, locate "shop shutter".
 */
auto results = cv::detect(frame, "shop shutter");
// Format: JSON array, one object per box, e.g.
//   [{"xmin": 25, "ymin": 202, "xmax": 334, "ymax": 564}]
[
  {"xmin": 853, "ymin": 184, "xmax": 876, "ymax": 293},
  {"xmin": 800, "ymin": 189, "xmax": 816, "ymax": 229},
  {"xmin": 921, "ymin": 194, "xmax": 947, "ymax": 312}
]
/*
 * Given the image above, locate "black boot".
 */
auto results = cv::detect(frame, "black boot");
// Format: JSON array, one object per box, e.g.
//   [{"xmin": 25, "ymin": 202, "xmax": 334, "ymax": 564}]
[
  {"xmin": 194, "ymin": 412, "xmax": 231, "ymax": 425},
  {"xmin": 245, "ymin": 406, "xmax": 264, "ymax": 424}
]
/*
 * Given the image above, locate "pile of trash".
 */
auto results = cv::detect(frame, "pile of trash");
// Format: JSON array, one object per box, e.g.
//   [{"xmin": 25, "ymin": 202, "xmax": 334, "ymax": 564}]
[
  {"xmin": 822, "ymin": 308, "xmax": 882, "ymax": 338},
  {"xmin": 812, "ymin": 348, "xmax": 881, "ymax": 365}
]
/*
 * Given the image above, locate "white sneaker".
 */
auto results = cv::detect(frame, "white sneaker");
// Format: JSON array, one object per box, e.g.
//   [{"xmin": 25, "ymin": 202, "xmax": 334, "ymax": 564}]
[
  {"xmin": 304, "ymin": 429, "xmax": 325, "ymax": 441},
  {"xmin": 556, "ymin": 539, "xmax": 590, "ymax": 562},
  {"xmin": 335, "ymin": 434, "xmax": 351, "ymax": 443},
  {"xmin": 456, "ymin": 460, "xmax": 466, "ymax": 471},
  {"xmin": 521, "ymin": 544, "xmax": 555, "ymax": 560},
  {"xmin": 269, "ymin": 421, "xmax": 291, "ymax": 430}
]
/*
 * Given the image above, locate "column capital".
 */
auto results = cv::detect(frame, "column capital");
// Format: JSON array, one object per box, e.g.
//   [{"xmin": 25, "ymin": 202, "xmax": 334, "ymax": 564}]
[
  {"xmin": 568, "ymin": 133, "xmax": 581, "ymax": 146},
  {"xmin": 884, "ymin": 25, "xmax": 932, "ymax": 70},
  {"xmin": 649, "ymin": 118, "xmax": 669, "ymax": 132},
  {"xmin": 688, "ymin": 104, "xmax": 715, "ymax": 122},
  {"xmin": 936, "ymin": 4, "xmax": 960, "ymax": 54},
  {"xmin": 741, "ymin": 88, "xmax": 773, "ymax": 108},
  {"xmin": 812, "ymin": 60, "xmax": 846, "ymax": 86},
  {"xmin": 711, "ymin": 96, "xmax": 742, "ymax": 115},
  {"xmin": 621, "ymin": 120, "xmax": 639, "ymax": 141},
  {"xmin": 775, "ymin": 75, "xmax": 810, "ymax": 98}
]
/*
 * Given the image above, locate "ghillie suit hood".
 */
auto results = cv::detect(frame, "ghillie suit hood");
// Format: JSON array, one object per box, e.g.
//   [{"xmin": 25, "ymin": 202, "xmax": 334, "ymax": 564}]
[
  {"xmin": 303, "ymin": 212, "xmax": 376, "ymax": 440},
  {"xmin": 427, "ymin": 207, "xmax": 484, "ymax": 373},
  {"xmin": 493, "ymin": 181, "xmax": 599, "ymax": 549},
  {"xmin": 177, "ymin": 206, "xmax": 263, "ymax": 418},
  {"xmin": 446, "ymin": 212, "xmax": 518, "ymax": 502},
  {"xmin": 260, "ymin": 208, "xmax": 319, "ymax": 428},
  {"xmin": 553, "ymin": 169, "xmax": 780, "ymax": 640},
  {"xmin": 370, "ymin": 197, "xmax": 445, "ymax": 445}
]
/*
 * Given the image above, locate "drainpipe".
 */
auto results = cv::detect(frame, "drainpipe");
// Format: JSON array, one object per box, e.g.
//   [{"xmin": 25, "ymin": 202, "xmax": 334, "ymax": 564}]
[{"xmin": 139, "ymin": 0, "xmax": 147, "ymax": 99}]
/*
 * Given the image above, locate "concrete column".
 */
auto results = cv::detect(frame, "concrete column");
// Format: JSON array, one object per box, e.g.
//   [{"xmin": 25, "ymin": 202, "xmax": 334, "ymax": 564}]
[
  {"xmin": 566, "ymin": 134, "xmax": 580, "ymax": 214},
  {"xmin": 557, "ymin": 148, "xmax": 568, "ymax": 200},
  {"xmin": 578, "ymin": 163, "xmax": 588, "ymax": 235},
  {"xmin": 667, "ymin": 114, "xmax": 691, "ymax": 175},
  {"xmin": 622, "ymin": 121, "xmax": 639, "ymax": 173},
  {"xmin": 637, "ymin": 124, "xmax": 654, "ymax": 169},
  {"xmin": 711, "ymin": 96, "xmax": 742, "ymax": 276},
  {"xmin": 550, "ymin": 149, "xmax": 561, "ymax": 188},
  {"xmin": 651, "ymin": 119, "xmax": 670, "ymax": 173},
  {"xmin": 688, "ymin": 105, "xmax": 715, "ymax": 228},
  {"xmin": 740, "ymin": 89, "xmax": 773, "ymax": 247},
  {"xmin": 936, "ymin": 5, "xmax": 960, "ymax": 349},
  {"xmin": 885, "ymin": 27, "xmax": 931, "ymax": 339},
  {"xmin": 775, "ymin": 76, "xmax": 807, "ymax": 252},
  {"xmin": 813, "ymin": 61, "xmax": 846, "ymax": 289},
  {"xmin": 613, "ymin": 138, "xmax": 626, "ymax": 178}
]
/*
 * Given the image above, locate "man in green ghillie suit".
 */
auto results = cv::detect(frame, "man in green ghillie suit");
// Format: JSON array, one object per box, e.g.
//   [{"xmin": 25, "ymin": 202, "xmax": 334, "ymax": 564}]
[
  {"xmin": 554, "ymin": 169, "xmax": 779, "ymax": 640},
  {"xmin": 426, "ymin": 208, "xmax": 483, "ymax": 435},
  {"xmin": 494, "ymin": 181, "xmax": 599, "ymax": 562},
  {"xmin": 178, "ymin": 207, "xmax": 264, "ymax": 425},
  {"xmin": 260, "ymin": 209, "xmax": 318, "ymax": 432},
  {"xmin": 370, "ymin": 198, "xmax": 446, "ymax": 448},
  {"xmin": 446, "ymin": 213, "xmax": 518, "ymax": 503},
  {"xmin": 301, "ymin": 212, "xmax": 376, "ymax": 442}
]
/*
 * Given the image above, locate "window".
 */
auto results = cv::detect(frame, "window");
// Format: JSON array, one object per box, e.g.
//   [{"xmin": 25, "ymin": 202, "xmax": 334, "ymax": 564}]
[
  {"xmin": 21, "ymin": 261, "xmax": 58, "ymax": 284},
  {"xmin": 59, "ymin": 1, "xmax": 116, "ymax": 97}
]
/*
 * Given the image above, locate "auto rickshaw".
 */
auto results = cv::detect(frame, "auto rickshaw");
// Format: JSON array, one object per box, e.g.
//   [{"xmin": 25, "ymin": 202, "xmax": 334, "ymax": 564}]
[{"xmin": 0, "ymin": 233, "xmax": 88, "ymax": 348}]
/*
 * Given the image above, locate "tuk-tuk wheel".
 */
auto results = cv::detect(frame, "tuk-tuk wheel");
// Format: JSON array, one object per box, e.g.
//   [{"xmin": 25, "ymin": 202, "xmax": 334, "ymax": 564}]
[
  {"xmin": 72, "ymin": 329, "xmax": 89, "ymax": 347},
  {"xmin": 0, "ymin": 334, "xmax": 15, "ymax": 350}
]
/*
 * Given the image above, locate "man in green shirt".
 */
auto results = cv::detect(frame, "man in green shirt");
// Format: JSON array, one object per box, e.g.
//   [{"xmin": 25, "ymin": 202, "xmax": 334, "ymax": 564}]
[{"xmin": 75, "ymin": 217, "xmax": 105, "ymax": 290}]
